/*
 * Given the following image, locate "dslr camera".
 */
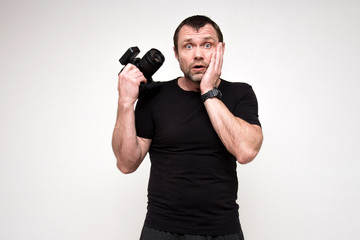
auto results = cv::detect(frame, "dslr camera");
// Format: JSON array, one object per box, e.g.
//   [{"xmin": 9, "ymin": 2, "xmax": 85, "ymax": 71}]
[{"xmin": 119, "ymin": 46, "xmax": 165, "ymax": 98}]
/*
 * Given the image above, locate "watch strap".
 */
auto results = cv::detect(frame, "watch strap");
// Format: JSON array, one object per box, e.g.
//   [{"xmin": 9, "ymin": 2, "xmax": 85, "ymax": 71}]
[{"xmin": 201, "ymin": 88, "xmax": 222, "ymax": 102}]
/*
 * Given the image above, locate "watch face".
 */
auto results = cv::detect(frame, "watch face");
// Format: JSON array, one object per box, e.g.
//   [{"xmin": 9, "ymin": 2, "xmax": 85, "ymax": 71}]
[
  {"xmin": 212, "ymin": 88, "xmax": 222, "ymax": 98},
  {"xmin": 216, "ymin": 89, "xmax": 222, "ymax": 99},
  {"xmin": 201, "ymin": 88, "xmax": 222, "ymax": 102}
]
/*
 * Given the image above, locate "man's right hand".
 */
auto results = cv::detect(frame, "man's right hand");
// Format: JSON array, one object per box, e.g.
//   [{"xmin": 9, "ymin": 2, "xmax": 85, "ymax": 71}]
[
  {"xmin": 113, "ymin": 64, "xmax": 151, "ymax": 174},
  {"xmin": 117, "ymin": 64, "xmax": 147, "ymax": 104}
]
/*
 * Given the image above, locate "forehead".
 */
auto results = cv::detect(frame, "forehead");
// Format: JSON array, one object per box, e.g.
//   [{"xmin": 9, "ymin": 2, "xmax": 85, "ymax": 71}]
[{"xmin": 178, "ymin": 24, "xmax": 219, "ymax": 42}]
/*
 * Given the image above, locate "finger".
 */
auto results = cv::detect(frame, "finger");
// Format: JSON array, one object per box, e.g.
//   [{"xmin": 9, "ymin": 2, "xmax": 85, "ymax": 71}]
[
  {"xmin": 218, "ymin": 43, "xmax": 224, "ymax": 74},
  {"xmin": 122, "ymin": 63, "xmax": 136, "ymax": 73},
  {"xmin": 118, "ymin": 63, "xmax": 135, "ymax": 78},
  {"xmin": 119, "ymin": 65, "xmax": 145, "ymax": 88},
  {"xmin": 208, "ymin": 49, "xmax": 217, "ymax": 71},
  {"xmin": 213, "ymin": 43, "xmax": 223, "ymax": 75},
  {"xmin": 128, "ymin": 68, "xmax": 146, "ymax": 80},
  {"xmin": 136, "ymin": 75, "xmax": 147, "ymax": 85}
]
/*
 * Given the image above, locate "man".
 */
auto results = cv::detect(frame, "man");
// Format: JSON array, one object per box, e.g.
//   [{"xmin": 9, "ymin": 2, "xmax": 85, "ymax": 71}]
[{"xmin": 112, "ymin": 15, "xmax": 263, "ymax": 240}]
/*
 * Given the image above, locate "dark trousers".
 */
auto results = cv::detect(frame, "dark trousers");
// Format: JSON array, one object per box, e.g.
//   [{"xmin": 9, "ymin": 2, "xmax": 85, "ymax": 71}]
[{"xmin": 140, "ymin": 226, "xmax": 244, "ymax": 240}]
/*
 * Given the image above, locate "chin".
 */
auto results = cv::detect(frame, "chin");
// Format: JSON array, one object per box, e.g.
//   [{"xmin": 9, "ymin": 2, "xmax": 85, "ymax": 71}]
[{"xmin": 189, "ymin": 74, "xmax": 203, "ymax": 83}]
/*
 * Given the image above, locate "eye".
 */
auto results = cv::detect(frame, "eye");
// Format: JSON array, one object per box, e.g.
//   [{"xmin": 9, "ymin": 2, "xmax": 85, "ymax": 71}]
[
  {"xmin": 204, "ymin": 43, "xmax": 212, "ymax": 48},
  {"xmin": 185, "ymin": 44, "xmax": 192, "ymax": 49}
]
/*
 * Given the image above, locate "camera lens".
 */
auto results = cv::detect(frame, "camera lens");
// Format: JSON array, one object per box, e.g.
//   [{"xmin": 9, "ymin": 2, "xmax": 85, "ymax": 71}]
[
  {"xmin": 150, "ymin": 50, "xmax": 163, "ymax": 63},
  {"xmin": 139, "ymin": 48, "xmax": 165, "ymax": 78},
  {"xmin": 148, "ymin": 49, "xmax": 165, "ymax": 65}
]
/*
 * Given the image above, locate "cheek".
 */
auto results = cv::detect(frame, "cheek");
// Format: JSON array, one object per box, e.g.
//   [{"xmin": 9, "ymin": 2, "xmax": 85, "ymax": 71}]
[
  {"xmin": 178, "ymin": 59, "xmax": 188, "ymax": 71},
  {"xmin": 178, "ymin": 55, "xmax": 190, "ymax": 67},
  {"xmin": 205, "ymin": 50, "xmax": 214, "ymax": 60}
]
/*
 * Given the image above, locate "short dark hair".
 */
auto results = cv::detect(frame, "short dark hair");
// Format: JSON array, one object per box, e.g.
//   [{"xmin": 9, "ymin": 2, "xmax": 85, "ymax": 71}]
[{"xmin": 173, "ymin": 15, "xmax": 223, "ymax": 53}]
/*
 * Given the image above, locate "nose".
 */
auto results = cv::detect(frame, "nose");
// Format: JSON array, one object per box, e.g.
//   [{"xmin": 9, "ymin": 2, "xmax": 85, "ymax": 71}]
[{"xmin": 194, "ymin": 47, "xmax": 204, "ymax": 60}]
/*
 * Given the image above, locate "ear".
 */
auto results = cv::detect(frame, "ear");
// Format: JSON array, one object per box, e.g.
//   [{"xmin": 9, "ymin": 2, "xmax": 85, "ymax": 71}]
[{"xmin": 173, "ymin": 46, "xmax": 179, "ymax": 61}]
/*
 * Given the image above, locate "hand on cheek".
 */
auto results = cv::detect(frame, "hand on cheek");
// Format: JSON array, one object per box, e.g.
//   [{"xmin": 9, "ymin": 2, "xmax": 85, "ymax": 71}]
[{"xmin": 200, "ymin": 42, "xmax": 225, "ymax": 94}]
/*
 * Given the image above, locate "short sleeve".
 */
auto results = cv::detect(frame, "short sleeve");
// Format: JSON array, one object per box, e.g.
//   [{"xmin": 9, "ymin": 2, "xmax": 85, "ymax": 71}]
[
  {"xmin": 233, "ymin": 85, "xmax": 261, "ymax": 127},
  {"xmin": 135, "ymin": 97, "xmax": 154, "ymax": 139}
]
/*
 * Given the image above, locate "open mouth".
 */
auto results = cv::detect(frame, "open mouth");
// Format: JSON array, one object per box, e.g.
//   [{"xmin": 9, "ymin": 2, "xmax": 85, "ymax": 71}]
[{"xmin": 192, "ymin": 65, "xmax": 206, "ymax": 71}]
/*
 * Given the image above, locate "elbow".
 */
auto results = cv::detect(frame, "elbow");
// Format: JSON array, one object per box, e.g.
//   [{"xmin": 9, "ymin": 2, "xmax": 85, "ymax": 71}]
[
  {"xmin": 116, "ymin": 156, "xmax": 139, "ymax": 174},
  {"xmin": 236, "ymin": 150, "xmax": 259, "ymax": 164},
  {"xmin": 117, "ymin": 161, "xmax": 137, "ymax": 174},
  {"xmin": 235, "ymin": 134, "xmax": 263, "ymax": 164},
  {"xmin": 112, "ymin": 147, "xmax": 143, "ymax": 174},
  {"xmin": 235, "ymin": 125, "xmax": 263, "ymax": 164},
  {"xmin": 235, "ymin": 141, "xmax": 263, "ymax": 165}
]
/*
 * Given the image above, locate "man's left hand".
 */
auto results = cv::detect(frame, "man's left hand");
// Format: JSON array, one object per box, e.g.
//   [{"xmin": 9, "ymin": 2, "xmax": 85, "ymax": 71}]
[{"xmin": 200, "ymin": 42, "xmax": 225, "ymax": 94}]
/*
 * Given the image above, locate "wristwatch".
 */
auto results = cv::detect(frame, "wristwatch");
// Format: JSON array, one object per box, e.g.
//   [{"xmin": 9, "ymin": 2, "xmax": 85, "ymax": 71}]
[{"xmin": 201, "ymin": 87, "xmax": 222, "ymax": 102}]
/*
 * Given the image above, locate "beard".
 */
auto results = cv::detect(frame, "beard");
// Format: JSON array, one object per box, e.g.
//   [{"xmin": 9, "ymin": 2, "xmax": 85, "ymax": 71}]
[
  {"xmin": 184, "ymin": 71, "xmax": 204, "ymax": 83},
  {"xmin": 182, "ymin": 62, "xmax": 208, "ymax": 83}
]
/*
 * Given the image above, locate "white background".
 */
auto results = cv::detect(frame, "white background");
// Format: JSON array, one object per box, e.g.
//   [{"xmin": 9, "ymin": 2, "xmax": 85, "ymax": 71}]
[{"xmin": 1, "ymin": 0, "xmax": 359, "ymax": 239}]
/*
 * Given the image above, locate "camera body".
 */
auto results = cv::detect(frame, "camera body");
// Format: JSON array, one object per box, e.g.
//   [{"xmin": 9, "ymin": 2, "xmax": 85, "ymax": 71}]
[{"xmin": 119, "ymin": 47, "xmax": 165, "ymax": 98}]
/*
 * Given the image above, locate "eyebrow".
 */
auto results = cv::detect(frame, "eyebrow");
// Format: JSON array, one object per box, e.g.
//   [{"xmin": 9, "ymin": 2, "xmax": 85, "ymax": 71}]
[{"xmin": 182, "ymin": 36, "xmax": 216, "ymax": 43}]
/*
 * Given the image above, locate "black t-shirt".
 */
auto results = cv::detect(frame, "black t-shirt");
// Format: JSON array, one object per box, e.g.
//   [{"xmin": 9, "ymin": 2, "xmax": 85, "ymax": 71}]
[{"xmin": 135, "ymin": 78, "xmax": 261, "ymax": 235}]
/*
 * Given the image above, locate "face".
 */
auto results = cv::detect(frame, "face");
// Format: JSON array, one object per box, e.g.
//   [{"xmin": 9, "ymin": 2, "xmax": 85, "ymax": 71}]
[{"xmin": 174, "ymin": 24, "xmax": 219, "ymax": 83}]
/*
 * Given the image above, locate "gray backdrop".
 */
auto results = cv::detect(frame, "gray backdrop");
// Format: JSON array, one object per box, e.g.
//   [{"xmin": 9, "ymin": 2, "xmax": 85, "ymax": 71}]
[{"xmin": 1, "ymin": 0, "xmax": 359, "ymax": 239}]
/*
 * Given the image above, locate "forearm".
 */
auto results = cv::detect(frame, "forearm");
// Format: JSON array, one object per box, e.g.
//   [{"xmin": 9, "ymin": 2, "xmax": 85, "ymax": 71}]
[
  {"xmin": 204, "ymin": 98, "xmax": 263, "ymax": 164},
  {"xmin": 112, "ymin": 102, "xmax": 143, "ymax": 173}
]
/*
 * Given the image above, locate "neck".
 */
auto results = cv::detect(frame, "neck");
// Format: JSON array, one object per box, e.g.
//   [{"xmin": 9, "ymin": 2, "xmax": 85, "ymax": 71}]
[
  {"xmin": 177, "ymin": 77, "xmax": 221, "ymax": 93},
  {"xmin": 178, "ymin": 77, "xmax": 201, "ymax": 92}
]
